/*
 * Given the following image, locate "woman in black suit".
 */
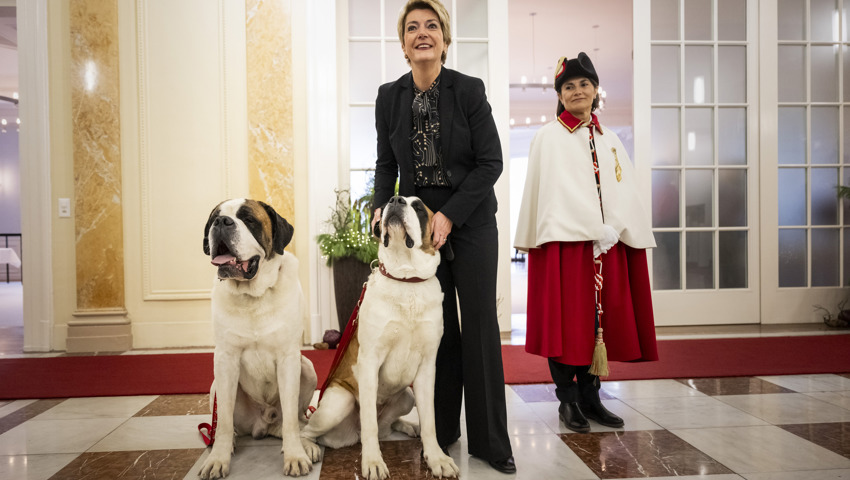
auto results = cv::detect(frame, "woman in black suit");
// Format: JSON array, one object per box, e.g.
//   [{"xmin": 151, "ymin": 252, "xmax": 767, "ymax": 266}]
[{"xmin": 369, "ymin": 0, "xmax": 514, "ymax": 474}]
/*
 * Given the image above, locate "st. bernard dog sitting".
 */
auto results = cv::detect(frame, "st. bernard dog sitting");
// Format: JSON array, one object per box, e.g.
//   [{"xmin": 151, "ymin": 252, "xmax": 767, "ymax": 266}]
[
  {"xmin": 300, "ymin": 195, "xmax": 459, "ymax": 480},
  {"xmin": 200, "ymin": 199, "xmax": 318, "ymax": 479}
]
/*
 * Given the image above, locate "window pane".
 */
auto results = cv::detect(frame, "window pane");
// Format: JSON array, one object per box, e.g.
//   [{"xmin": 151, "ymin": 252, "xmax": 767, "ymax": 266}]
[
  {"xmin": 718, "ymin": 46, "xmax": 746, "ymax": 103},
  {"xmin": 456, "ymin": 0, "xmax": 487, "ymax": 38},
  {"xmin": 349, "ymin": 0, "xmax": 380, "ymax": 37},
  {"xmin": 349, "ymin": 170, "xmax": 374, "ymax": 206},
  {"xmin": 652, "ymin": 108, "xmax": 681, "ymax": 165},
  {"xmin": 812, "ymin": 46, "xmax": 839, "ymax": 102},
  {"xmin": 718, "ymin": 108, "xmax": 746, "ymax": 165},
  {"xmin": 812, "ymin": 167, "xmax": 839, "ymax": 225},
  {"xmin": 845, "ymin": 228, "xmax": 850, "ymax": 285},
  {"xmin": 349, "ymin": 106, "xmax": 376, "ymax": 169},
  {"xmin": 845, "ymin": 169, "xmax": 850, "ymax": 223},
  {"xmin": 685, "ymin": 0, "xmax": 712, "ymax": 40},
  {"xmin": 686, "ymin": 231, "xmax": 714, "ymax": 289},
  {"xmin": 845, "ymin": 108, "xmax": 850, "ymax": 164},
  {"xmin": 719, "ymin": 169, "xmax": 747, "ymax": 226},
  {"xmin": 652, "ymin": 170, "xmax": 680, "ymax": 228},
  {"xmin": 812, "ymin": 228, "xmax": 840, "ymax": 286},
  {"xmin": 685, "ymin": 46, "xmax": 713, "ymax": 104},
  {"xmin": 685, "ymin": 108, "xmax": 714, "ymax": 165},
  {"xmin": 349, "ymin": 42, "xmax": 382, "ymax": 103},
  {"xmin": 778, "ymin": 46, "xmax": 806, "ymax": 102},
  {"xmin": 719, "ymin": 230, "xmax": 748, "ymax": 288},
  {"xmin": 778, "ymin": 107, "xmax": 807, "ymax": 165},
  {"xmin": 653, "ymin": 232, "xmax": 681, "ymax": 290},
  {"xmin": 385, "ymin": 41, "xmax": 409, "ymax": 82},
  {"xmin": 810, "ymin": 0, "xmax": 840, "ymax": 43},
  {"xmin": 652, "ymin": 46, "xmax": 680, "ymax": 103},
  {"xmin": 845, "ymin": 0, "xmax": 850, "ymax": 42},
  {"xmin": 812, "ymin": 107, "xmax": 839, "ymax": 165},
  {"xmin": 651, "ymin": 0, "xmax": 679, "ymax": 40},
  {"xmin": 456, "ymin": 42, "xmax": 488, "ymax": 85},
  {"xmin": 842, "ymin": 228, "xmax": 850, "ymax": 287},
  {"xmin": 686, "ymin": 170, "xmax": 714, "ymax": 228},
  {"xmin": 844, "ymin": 45, "xmax": 850, "ymax": 103},
  {"xmin": 778, "ymin": 228, "xmax": 807, "ymax": 287},
  {"xmin": 718, "ymin": 0, "xmax": 746, "ymax": 41},
  {"xmin": 778, "ymin": 0, "xmax": 805, "ymax": 41},
  {"xmin": 385, "ymin": 0, "xmax": 408, "ymax": 38},
  {"xmin": 778, "ymin": 168, "xmax": 807, "ymax": 226}
]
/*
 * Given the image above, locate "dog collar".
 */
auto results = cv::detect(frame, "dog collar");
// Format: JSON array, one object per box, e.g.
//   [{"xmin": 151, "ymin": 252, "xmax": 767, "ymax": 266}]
[{"xmin": 378, "ymin": 263, "xmax": 428, "ymax": 283}]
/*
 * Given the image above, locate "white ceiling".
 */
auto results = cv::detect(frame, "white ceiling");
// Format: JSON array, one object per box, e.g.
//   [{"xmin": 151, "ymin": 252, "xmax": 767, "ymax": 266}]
[{"xmin": 507, "ymin": 0, "xmax": 634, "ymax": 127}]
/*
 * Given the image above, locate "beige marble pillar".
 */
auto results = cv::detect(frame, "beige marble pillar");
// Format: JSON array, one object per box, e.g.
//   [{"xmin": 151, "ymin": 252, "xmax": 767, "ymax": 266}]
[
  {"xmin": 246, "ymin": 0, "xmax": 295, "ymax": 249},
  {"xmin": 67, "ymin": 0, "xmax": 130, "ymax": 352}
]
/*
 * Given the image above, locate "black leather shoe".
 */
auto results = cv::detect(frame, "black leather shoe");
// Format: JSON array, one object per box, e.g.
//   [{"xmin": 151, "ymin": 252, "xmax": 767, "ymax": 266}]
[
  {"xmin": 488, "ymin": 456, "xmax": 516, "ymax": 474},
  {"xmin": 559, "ymin": 402, "xmax": 590, "ymax": 433},
  {"xmin": 580, "ymin": 401, "xmax": 624, "ymax": 428}
]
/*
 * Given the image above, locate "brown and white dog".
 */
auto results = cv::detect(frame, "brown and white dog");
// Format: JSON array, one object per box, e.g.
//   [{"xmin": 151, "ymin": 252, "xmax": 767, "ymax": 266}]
[
  {"xmin": 300, "ymin": 195, "xmax": 458, "ymax": 480},
  {"xmin": 200, "ymin": 199, "xmax": 317, "ymax": 479}
]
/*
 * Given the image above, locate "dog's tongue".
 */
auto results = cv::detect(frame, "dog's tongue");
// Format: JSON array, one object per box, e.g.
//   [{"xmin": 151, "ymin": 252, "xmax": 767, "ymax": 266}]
[{"xmin": 211, "ymin": 254, "xmax": 237, "ymax": 266}]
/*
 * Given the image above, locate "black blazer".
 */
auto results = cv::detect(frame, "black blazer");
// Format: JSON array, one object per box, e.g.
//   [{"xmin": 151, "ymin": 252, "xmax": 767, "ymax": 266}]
[{"xmin": 373, "ymin": 67, "xmax": 502, "ymax": 228}]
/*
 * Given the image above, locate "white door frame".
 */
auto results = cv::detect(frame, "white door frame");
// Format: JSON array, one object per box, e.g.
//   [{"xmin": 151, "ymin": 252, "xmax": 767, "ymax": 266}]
[{"xmin": 18, "ymin": 0, "xmax": 53, "ymax": 352}]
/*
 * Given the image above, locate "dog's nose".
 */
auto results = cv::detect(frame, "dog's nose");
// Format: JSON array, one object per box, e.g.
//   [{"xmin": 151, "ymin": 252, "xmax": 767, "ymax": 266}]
[
  {"xmin": 214, "ymin": 216, "xmax": 235, "ymax": 227},
  {"xmin": 389, "ymin": 196, "xmax": 406, "ymax": 205}
]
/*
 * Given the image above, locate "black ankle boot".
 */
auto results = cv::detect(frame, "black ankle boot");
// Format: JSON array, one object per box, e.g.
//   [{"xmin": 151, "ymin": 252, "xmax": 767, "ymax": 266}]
[
  {"xmin": 577, "ymin": 369, "xmax": 624, "ymax": 428},
  {"xmin": 580, "ymin": 398, "xmax": 624, "ymax": 428},
  {"xmin": 558, "ymin": 402, "xmax": 590, "ymax": 433}
]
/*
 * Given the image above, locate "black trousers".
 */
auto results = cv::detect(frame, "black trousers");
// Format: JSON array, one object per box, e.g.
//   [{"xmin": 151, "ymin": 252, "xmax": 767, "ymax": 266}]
[
  {"xmin": 418, "ymin": 188, "xmax": 512, "ymax": 462},
  {"xmin": 548, "ymin": 360, "xmax": 601, "ymax": 403}
]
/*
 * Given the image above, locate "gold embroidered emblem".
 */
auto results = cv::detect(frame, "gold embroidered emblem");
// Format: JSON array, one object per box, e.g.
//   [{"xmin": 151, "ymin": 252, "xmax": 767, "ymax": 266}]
[{"xmin": 611, "ymin": 148, "xmax": 623, "ymax": 182}]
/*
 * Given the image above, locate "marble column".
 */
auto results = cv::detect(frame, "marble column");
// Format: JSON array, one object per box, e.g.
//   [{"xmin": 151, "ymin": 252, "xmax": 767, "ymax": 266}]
[
  {"xmin": 246, "ymin": 0, "xmax": 295, "ymax": 249},
  {"xmin": 67, "ymin": 0, "xmax": 130, "ymax": 352}
]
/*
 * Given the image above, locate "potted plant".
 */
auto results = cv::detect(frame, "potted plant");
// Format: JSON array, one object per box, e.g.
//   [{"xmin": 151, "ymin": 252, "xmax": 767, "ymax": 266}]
[{"xmin": 317, "ymin": 187, "xmax": 378, "ymax": 333}]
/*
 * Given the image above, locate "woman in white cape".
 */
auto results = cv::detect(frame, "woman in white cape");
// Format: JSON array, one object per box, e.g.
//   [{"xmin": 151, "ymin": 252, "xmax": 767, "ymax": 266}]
[{"xmin": 514, "ymin": 53, "xmax": 658, "ymax": 433}]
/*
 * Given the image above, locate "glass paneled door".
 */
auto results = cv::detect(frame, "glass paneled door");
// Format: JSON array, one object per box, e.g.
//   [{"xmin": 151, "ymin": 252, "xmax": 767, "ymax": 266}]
[
  {"xmin": 635, "ymin": 0, "xmax": 760, "ymax": 325},
  {"xmin": 761, "ymin": 0, "xmax": 850, "ymax": 323}
]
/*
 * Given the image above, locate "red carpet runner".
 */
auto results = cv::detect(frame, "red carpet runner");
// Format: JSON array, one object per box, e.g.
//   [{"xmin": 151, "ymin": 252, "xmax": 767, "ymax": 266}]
[{"xmin": 1, "ymin": 335, "xmax": 848, "ymax": 399}]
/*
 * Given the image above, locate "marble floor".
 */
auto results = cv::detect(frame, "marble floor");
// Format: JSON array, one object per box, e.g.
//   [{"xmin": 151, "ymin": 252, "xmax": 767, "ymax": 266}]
[{"xmin": 1, "ymin": 372, "xmax": 850, "ymax": 479}]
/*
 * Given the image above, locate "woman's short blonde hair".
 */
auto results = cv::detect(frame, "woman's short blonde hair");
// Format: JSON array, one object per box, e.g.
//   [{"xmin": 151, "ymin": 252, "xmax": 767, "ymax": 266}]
[{"xmin": 397, "ymin": 0, "xmax": 452, "ymax": 64}]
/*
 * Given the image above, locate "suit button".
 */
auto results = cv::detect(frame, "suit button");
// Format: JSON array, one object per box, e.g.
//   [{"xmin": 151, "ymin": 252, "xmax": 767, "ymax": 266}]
[{"xmin": 447, "ymin": 170, "xmax": 452, "ymax": 177}]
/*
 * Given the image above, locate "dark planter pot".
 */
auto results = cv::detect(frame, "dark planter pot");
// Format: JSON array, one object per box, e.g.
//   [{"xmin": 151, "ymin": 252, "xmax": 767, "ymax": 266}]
[{"xmin": 332, "ymin": 256, "xmax": 372, "ymax": 334}]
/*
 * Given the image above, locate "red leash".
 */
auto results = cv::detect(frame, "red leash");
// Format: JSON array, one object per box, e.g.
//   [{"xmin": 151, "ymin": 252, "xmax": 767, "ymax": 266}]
[
  {"xmin": 315, "ymin": 282, "xmax": 367, "ymax": 406},
  {"xmin": 198, "ymin": 393, "xmax": 218, "ymax": 446}
]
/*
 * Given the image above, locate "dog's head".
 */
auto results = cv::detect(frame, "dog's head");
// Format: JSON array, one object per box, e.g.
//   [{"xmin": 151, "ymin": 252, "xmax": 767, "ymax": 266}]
[
  {"xmin": 203, "ymin": 199, "xmax": 294, "ymax": 281},
  {"xmin": 378, "ymin": 195, "xmax": 436, "ymax": 254}
]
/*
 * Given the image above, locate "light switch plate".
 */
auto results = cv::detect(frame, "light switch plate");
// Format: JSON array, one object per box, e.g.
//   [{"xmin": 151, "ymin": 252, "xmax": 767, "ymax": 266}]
[{"xmin": 58, "ymin": 198, "xmax": 71, "ymax": 218}]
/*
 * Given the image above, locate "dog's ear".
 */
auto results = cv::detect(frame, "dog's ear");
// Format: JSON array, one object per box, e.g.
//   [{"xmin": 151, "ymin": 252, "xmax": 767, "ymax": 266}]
[
  {"xmin": 203, "ymin": 204, "xmax": 222, "ymax": 256},
  {"xmin": 260, "ymin": 201, "xmax": 294, "ymax": 255}
]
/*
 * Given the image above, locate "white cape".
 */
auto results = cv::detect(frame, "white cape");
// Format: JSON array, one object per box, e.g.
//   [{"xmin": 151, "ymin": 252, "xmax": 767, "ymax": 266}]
[{"xmin": 513, "ymin": 120, "xmax": 655, "ymax": 252}]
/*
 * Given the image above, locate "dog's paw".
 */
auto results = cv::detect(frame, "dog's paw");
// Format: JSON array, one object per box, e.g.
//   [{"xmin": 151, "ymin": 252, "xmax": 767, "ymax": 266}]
[
  {"xmin": 282, "ymin": 452, "xmax": 312, "ymax": 477},
  {"xmin": 425, "ymin": 452, "xmax": 459, "ymax": 478},
  {"xmin": 362, "ymin": 456, "xmax": 390, "ymax": 480},
  {"xmin": 301, "ymin": 437, "xmax": 323, "ymax": 463},
  {"xmin": 198, "ymin": 452, "xmax": 230, "ymax": 479},
  {"xmin": 391, "ymin": 419, "xmax": 420, "ymax": 438}
]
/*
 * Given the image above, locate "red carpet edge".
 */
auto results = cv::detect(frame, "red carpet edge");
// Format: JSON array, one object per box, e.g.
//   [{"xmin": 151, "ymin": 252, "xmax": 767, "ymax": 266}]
[{"xmin": 1, "ymin": 335, "xmax": 848, "ymax": 399}]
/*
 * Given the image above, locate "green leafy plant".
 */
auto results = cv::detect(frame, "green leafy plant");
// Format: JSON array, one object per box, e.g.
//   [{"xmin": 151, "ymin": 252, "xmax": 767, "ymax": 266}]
[
  {"xmin": 838, "ymin": 185, "xmax": 850, "ymax": 200},
  {"xmin": 316, "ymin": 188, "xmax": 378, "ymax": 267}
]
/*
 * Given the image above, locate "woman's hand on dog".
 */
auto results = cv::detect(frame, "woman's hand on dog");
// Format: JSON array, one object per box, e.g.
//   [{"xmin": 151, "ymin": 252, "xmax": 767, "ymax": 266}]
[{"xmin": 430, "ymin": 212, "xmax": 452, "ymax": 248}]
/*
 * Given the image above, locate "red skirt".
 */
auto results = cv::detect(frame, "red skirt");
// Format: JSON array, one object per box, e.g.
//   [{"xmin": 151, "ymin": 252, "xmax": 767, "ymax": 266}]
[{"xmin": 526, "ymin": 241, "xmax": 658, "ymax": 365}]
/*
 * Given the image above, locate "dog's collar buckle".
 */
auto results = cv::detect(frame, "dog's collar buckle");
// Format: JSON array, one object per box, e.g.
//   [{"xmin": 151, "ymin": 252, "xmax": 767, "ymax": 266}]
[{"xmin": 378, "ymin": 263, "xmax": 428, "ymax": 283}]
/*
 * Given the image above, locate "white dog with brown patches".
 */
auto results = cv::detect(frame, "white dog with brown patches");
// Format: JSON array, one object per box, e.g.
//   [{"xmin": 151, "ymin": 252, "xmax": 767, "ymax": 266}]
[
  {"xmin": 200, "ymin": 199, "xmax": 317, "ymax": 479},
  {"xmin": 300, "ymin": 195, "xmax": 459, "ymax": 480}
]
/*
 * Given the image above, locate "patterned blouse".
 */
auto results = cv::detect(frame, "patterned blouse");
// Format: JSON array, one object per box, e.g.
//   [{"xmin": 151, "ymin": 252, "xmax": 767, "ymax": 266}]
[{"xmin": 410, "ymin": 76, "xmax": 451, "ymax": 187}]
